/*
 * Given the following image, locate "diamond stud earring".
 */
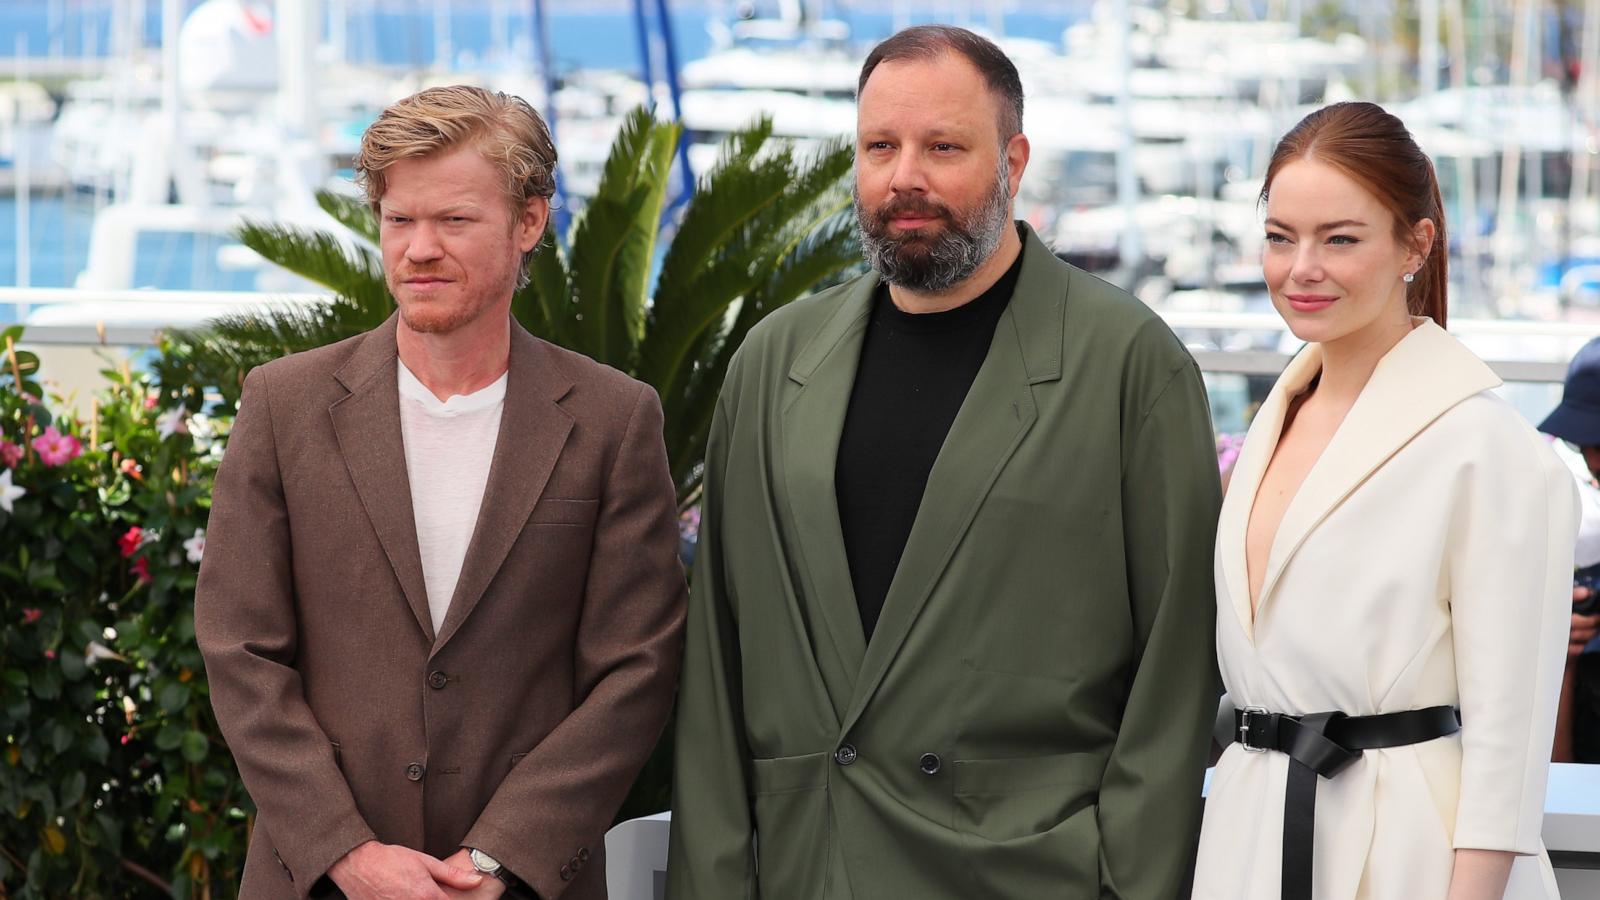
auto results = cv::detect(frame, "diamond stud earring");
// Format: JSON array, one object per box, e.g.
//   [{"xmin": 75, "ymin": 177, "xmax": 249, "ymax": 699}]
[{"xmin": 1402, "ymin": 272, "xmax": 1416, "ymax": 283}]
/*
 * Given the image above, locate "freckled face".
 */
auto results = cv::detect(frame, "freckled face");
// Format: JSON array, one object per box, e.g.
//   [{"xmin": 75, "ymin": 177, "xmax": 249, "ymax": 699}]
[
  {"xmin": 1262, "ymin": 159, "xmax": 1425, "ymax": 346},
  {"xmin": 378, "ymin": 145, "xmax": 546, "ymax": 335}
]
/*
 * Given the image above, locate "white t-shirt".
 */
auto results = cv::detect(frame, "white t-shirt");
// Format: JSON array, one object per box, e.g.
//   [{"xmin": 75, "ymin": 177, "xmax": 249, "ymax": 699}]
[
  {"xmin": 397, "ymin": 362, "xmax": 508, "ymax": 633},
  {"xmin": 1552, "ymin": 437, "xmax": 1600, "ymax": 568}
]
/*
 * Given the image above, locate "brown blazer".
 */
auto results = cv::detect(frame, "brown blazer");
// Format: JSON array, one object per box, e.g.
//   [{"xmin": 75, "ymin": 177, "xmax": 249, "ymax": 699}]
[{"xmin": 195, "ymin": 315, "xmax": 686, "ymax": 900}]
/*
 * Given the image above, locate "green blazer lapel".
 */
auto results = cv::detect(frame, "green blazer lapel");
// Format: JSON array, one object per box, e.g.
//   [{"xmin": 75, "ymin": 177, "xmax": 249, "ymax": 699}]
[
  {"xmin": 842, "ymin": 226, "xmax": 1064, "ymax": 732},
  {"xmin": 781, "ymin": 274, "xmax": 877, "ymax": 712},
  {"xmin": 433, "ymin": 321, "xmax": 576, "ymax": 654},
  {"xmin": 329, "ymin": 315, "xmax": 435, "ymax": 642},
  {"xmin": 1254, "ymin": 320, "xmax": 1501, "ymax": 620}
]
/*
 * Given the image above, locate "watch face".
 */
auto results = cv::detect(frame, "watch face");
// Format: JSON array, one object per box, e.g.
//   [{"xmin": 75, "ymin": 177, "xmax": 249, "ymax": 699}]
[{"xmin": 470, "ymin": 848, "xmax": 502, "ymax": 874}]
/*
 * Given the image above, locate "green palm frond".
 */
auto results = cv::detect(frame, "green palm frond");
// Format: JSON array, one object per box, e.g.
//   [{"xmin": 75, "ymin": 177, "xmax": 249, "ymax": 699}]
[
  {"xmin": 236, "ymin": 222, "xmax": 393, "ymax": 324},
  {"xmin": 563, "ymin": 107, "xmax": 680, "ymax": 365},
  {"xmin": 515, "ymin": 236, "xmax": 574, "ymax": 348},
  {"xmin": 316, "ymin": 189, "xmax": 381, "ymax": 245}
]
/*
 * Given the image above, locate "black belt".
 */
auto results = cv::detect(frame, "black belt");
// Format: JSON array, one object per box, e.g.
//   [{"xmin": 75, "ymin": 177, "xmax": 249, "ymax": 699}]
[{"xmin": 1233, "ymin": 705, "xmax": 1461, "ymax": 900}]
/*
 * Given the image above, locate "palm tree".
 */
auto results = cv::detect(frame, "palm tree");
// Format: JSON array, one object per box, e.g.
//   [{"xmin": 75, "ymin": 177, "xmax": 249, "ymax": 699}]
[{"xmin": 158, "ymin": 106, "xmax": 861, "ymax": 505}]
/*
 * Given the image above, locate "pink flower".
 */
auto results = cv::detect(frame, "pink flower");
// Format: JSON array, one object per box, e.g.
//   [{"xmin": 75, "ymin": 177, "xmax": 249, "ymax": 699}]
[
  {"xmin": 21, "ymin": 608, "xmax": 41, "ymax": 625},
  {"xmin": 44, "ymin": 649, "xmax": 55, "ymax": 660},
  {"xmin": 119, "ymin": 458, "xmax": 143, "ymax": 480},
  {"xmin": 143, "ymin": 396, "xmax": 158, "ymax": 411},
  {"xmin": 118, "ymin": 526, "xmax": 143, "ymax": 559},
  {"xmin": 130, "ymin": 557, "xmax": 153, "ymax": 585},
  {"xmin": 31, "ymin": 426, "xmax": 82, "ymax": 467},
  {"xmin": 0, "ymin": 440, "xmax": 21, "ymax": 468}
]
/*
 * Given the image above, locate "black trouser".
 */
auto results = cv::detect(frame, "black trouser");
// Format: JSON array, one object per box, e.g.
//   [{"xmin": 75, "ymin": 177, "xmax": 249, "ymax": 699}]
[{"xmin": 1576, "ymin": 652, "xmax": 1600, "ymax": 763}]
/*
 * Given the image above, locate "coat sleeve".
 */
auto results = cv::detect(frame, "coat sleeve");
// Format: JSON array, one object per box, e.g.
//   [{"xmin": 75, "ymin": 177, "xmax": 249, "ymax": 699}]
[
  {"xmin": 464, "ymin": 383, "xmax": 687, "ymax": 899},
  {"xmin": 1099, "ymin": 341, "xmax": 1223, "ymax": 900},
  {"xmin": 194, "ymin": 366, "xmax": 376, "ymax": 896},
  {"xmin": 664, "ymin": 392, "xmax": 758, "ymax": 900},
  {"xmin": 1447, "ymin": 415, "xmax": 1578, "ymax": 853}
]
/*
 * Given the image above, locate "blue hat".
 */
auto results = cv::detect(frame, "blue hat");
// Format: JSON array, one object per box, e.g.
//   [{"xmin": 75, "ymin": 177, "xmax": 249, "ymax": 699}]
[{"xmin": 1541, "ymin": 336, "xmax": 1600, "ymax": 446}]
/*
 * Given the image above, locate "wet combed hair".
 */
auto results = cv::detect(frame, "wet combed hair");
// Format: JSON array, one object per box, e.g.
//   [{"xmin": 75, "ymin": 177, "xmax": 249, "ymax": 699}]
[
  {"xmin": 355, "ymin": 85, "xmax": 557, "ymax": 282},
  {"xmin": 857, "ymin": 25, "xmax": 1024, "ymax": 141},
  {"xmin": 1263, "ymin": 101, "xmax": 1449, "ymax": 327}
]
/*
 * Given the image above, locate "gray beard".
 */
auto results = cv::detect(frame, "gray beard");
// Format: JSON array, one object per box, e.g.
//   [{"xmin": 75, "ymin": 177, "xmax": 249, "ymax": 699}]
[{"xmin": 854, "ymin": 160, "xmax": 1013, "ymax": 295}]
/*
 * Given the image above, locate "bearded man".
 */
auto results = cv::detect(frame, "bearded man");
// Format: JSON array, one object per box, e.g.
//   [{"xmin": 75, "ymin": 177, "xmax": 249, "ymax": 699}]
[
  {"xmin": 666, "ymin": 25, "xmax": 1222, "ymax": 900},
  {"xmin": 196, "ymin": 86, "xmax": 685, "ymax": 900}
]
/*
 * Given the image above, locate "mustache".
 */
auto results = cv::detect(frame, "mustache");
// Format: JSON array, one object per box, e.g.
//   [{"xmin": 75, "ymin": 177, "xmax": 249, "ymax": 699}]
[
  {"xmin": 870, "ymin": 196, "xmax": 953, "ymax": 226},
  {"xmin": 396, "ymin": 267, "xmax": 454, "ymax": 280}
]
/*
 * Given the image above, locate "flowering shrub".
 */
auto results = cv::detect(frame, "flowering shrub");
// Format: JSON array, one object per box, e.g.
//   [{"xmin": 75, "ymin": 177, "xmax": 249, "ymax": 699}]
[{"xmin": 0, "ymin": 326, "xmax": 246, "ymax": 897}]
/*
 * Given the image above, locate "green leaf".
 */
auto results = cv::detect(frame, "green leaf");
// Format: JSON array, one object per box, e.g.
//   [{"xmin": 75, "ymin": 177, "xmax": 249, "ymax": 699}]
[
  {"xmin": 155, "ymin": 723, "xmax": 184, "ymax": 751},
  {"xmin": 58, "ymin": 648, "xmax": 86, "ymax": 682},
  {"xmin": 31, "ymin": 668, "xmax": 60, "ymax": 701},
  {"xmin": 180, "ymin": 730, "xmax": 208, "ymax": 764},
  {"xmin": 316, "ymin": 189, "xmax": 380, "ymax": 245},
  {"xmin": 158, "ymin": 681, "xmax": 189, "ymax": 714},
  {"xmin": 59, "ymin": 771, "xmax": 86, "ymax": 808},
  {"xmin": 50, "ymin": 722, "xmax": 72, "ymax": 754}
]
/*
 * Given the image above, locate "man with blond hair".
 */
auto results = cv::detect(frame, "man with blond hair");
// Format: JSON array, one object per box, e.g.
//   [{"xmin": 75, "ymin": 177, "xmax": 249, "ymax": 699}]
[{"xmin": 197, "ymin": 85, "xmax": 685, "ymax": 900}]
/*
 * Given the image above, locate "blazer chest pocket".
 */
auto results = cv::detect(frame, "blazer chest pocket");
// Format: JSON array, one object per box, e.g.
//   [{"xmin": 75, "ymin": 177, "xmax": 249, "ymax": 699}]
[{"xmin": 529, "ymin": 497, "xmax": 599, "ymax": 527}]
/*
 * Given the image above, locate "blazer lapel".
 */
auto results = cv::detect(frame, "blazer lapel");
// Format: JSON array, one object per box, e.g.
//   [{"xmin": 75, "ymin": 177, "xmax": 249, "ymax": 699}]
[
  {"xmin": 1254, "ymin": 320, "xmax": 1501, "ymax": 621},
  {"xmin": 781, "ymin": 275, "xmax": 876, "ymax": 717},
  {"xmin": 432, "ymin": 322, "xmax": 575, "ymax": 653},
  {"xmin": 1217, "ymin": 343, "xmax": 1321, "ymax": 644},
  {"xmin": 329, "ymin": 315, "xmax": 435, "ymax": 641},
  {"xmin": 842, "ymin": 226, "xmax": 1061, "ymax": 732}
]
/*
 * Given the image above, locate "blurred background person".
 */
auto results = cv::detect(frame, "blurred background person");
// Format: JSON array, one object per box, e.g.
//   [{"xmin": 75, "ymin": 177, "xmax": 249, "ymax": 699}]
[{"xmin": 1537, "ymin": 337, "xmax": 1600, "ymax": 764}]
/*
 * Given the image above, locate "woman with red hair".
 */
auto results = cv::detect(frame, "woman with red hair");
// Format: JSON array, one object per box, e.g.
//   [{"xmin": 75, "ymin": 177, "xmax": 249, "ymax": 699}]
[{"xmin": 1193, "ymin": 102, "xmax": 1577, "ymax": 900}]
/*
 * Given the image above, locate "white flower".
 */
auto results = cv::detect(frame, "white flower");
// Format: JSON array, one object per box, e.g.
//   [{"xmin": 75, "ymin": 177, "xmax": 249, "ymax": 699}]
[
  {"xmin": 139, "ymin": 528, "xmax": 161, "ymax": 548},
  {"xmin": 85, "ymin": 642, "xmax": 126, "ymax": 666},
  {"xmin": 0, "ymin": 468, "xmax": 23, "ymax": 514},
  {"xmin": 156, "ymin": 407, "xmax": 190, "ymax": 439},
  {"xmin": 184, "ymin": 529, "xmax": 205, "ymax": 564}
]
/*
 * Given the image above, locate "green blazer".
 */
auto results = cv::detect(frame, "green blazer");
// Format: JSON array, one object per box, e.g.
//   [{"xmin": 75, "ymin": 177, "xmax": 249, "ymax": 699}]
[{"xmin": 667, "ymin": 225, "xmax": 1222, "ymax": 900}]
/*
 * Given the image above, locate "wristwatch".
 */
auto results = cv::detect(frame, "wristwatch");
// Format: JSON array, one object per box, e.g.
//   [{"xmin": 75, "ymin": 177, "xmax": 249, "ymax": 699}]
[{"xmin": 468, "ymin": 848, "xmax": 513, "ymax": 885}]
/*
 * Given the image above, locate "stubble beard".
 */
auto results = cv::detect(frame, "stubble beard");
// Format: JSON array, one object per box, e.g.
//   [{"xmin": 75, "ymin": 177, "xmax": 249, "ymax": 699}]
[{"xmin": 854, "ymin": 157, "xmax": 1014, "ymax": 295}]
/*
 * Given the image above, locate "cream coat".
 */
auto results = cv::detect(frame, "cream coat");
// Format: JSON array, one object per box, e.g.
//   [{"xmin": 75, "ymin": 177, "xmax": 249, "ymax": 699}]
[{"xmin": 1193, "ymin": 320, "xmax": 1578, "ymax": 900}]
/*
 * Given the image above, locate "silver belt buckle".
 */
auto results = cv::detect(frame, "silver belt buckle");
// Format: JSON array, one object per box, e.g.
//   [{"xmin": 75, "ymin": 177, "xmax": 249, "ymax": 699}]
[{"xmin": 1238, "ymin": 706, "xmax": 1269, "ymax": 752}]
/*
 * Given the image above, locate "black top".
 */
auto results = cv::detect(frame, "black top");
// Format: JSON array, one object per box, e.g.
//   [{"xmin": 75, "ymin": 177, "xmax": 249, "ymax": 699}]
[{"xmin": 834, "ymin": 245, "xmax": 1026, "ymax": 641}]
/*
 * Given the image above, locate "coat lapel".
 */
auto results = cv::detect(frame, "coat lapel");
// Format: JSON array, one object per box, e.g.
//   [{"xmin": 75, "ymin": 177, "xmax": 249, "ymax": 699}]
[
  {"xmin": 1252, "ymin": 320, "xmax": 1501, "ymax": 624},
  {"xmin": 841, "ymin": 226, "xmax": 1062, "ymax": 732},
  {"xmin": 329, "ymin": 315, "xmax": 435, "ymax": 641},
  {"xmin": 781, "ymin": 274, "xmax": 876, "ymax": 717},
  {"xmin": 1217, "ymin": 343, "xmax": 1321, "ymax": 644},
  {"xmin": 432, "ymin": 322, "xmax": 575, "ymax": 653}
]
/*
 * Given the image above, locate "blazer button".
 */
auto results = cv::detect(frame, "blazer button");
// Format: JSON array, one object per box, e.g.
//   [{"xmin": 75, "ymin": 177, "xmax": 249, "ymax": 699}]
[
  {"xmin": 405, "ymin": 762, "xmax": 425, "ymax": 781},
  {"xmin": 918, "ymin": 752, "xmax": 942, "ymax": 776},
  {"xmin": 578, "ymin": 847, "xmax": 590, "ymax": 862},
  {"xmin": 427, "ymin": 670, "xmax": 448, "ymax": 690},
  {"xmin": 834, "ymin": 744, "xmax": 857, "ymax": 766},
  {"xmin": 569, "ymin": 855, "xmax": 581, "ymax": 870},
  {"xmin": 560, "ymin": 864, "xmax": 573, "ymax": 881}
]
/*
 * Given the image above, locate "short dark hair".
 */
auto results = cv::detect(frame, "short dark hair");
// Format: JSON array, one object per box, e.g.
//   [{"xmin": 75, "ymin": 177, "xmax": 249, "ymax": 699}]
[{"xmin": 857, "ymin": 25, "xmax": 1024, "ymax": 139}]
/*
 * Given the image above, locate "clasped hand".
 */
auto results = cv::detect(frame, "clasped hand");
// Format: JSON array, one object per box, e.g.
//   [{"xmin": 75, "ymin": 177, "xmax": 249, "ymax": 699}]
[{"xmin": 329, "ymin": 841, "xmax": 508, "ymax": 900}]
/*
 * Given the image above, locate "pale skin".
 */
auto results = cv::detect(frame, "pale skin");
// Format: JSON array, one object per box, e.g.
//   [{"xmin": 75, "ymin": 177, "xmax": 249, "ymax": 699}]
[
  {"xmin": 1247, "ymin": 157, "xmax": 1512, "ymax": 900},
  {"xmin": 379, "ymin": 144, "xmax": 548, "ymax": 402},
  {"xmin": 328, "ymin": 142, "xmax": 546, "ymax": 900},
  {"xmin": 855, "ymin": 52, "xmax": 1030, "ymax": 313}
]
